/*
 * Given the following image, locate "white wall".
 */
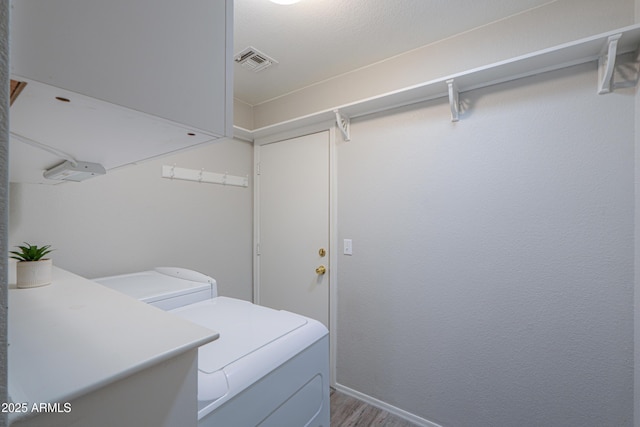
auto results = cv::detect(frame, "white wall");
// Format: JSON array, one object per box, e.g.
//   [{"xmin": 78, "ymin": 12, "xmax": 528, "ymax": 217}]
[
  {"xmin": 336, "ymin": 61, "xmax": 634, "ymax": 426},
  {"xmin": 234, "ymin": 98, "xmax": 254, "ymax": 130},
  {"xmin": 9, "ymin": 138, "xmax": 254, "ymax": 301}
]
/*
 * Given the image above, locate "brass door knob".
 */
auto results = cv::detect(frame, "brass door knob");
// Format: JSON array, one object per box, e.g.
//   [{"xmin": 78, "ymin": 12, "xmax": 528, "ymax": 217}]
[{"xmin": 315, "ymin": 265, "xmax": 326, "ymax": 275}]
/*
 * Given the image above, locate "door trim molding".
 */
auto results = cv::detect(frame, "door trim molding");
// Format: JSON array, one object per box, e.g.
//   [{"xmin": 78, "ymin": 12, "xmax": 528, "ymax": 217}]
[
  {"xmin": 253, "ymin": 120, "xmax": 335, "ymax": 147},
  {"xmin": 253, "ymin": 122, "xmax": 338, "ymax": 386},
  {"xmin": 328, "ymin": 125, "xmax": 338, "ymax": 386}
]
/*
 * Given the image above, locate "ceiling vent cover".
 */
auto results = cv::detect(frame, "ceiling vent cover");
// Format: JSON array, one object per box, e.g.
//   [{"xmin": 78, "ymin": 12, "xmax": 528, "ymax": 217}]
[{"xmin": 234, "ymin": 47, "xmax": 277, "ymax": 72}]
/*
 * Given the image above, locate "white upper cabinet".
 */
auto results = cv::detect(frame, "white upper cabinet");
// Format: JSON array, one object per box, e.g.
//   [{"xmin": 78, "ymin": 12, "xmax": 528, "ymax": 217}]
[{"xmin": 9, "ymin": 0, "xmax": 233, "ymax": 184}]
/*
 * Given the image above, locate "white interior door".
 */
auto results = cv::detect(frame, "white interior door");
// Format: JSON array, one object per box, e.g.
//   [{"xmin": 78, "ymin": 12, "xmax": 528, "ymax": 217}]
[{"xmin": 256, "ymin": 131, "xmax": 330, "ymax": 328}]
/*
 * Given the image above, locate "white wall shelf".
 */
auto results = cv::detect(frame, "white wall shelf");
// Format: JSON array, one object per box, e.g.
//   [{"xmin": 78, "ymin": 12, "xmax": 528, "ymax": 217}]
[{"xmin": 235, "ymin": 24, "xmax": 640, "ymax": 142}]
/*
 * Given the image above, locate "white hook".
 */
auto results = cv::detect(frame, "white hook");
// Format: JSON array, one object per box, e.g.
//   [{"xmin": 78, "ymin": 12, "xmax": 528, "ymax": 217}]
[
  {"xmin": 198, "ymin": 168, "xmax": 204, "ymax": 183},
  {"xmin": 170, "ymin": 164, "xmax": 176, "ymax": 179}
]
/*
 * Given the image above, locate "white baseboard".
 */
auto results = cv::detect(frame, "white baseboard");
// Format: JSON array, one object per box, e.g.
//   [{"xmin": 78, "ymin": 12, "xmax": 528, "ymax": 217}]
[{"xmin": 333, "ymin": 383, "xmax": 443, "ymax": 427}]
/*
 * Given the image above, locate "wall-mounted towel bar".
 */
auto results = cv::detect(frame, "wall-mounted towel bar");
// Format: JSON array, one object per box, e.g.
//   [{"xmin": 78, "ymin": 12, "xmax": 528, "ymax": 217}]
[{"xmin": 162, "ymin": 165, "xmax": 248, "ymax": 188}]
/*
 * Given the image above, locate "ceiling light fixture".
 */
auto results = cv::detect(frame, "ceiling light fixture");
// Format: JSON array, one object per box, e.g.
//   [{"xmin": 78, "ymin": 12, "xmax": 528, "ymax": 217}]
[
  {"xmin": 269, "ymin": 0, "xmax": 301, "ymax": 5},
  {"xmin": 11, "ymin": 132, "xmax": 107, "ymax": 182},
  {"xmin": 43, "ymin": 160, "xmax": 106, "ymax": 182}
]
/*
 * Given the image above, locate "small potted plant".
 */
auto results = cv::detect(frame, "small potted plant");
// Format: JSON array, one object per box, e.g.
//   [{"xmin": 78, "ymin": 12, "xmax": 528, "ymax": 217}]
[{"xmin": 10, "ymin": 243, "xmax": 54, "ymax": 288}]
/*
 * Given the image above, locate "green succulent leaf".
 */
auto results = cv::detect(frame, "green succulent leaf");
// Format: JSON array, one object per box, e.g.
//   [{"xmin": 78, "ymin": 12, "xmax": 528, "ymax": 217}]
[{"xmin": 9, "ymin": 242, "xmax": 53, "ymax": 261}]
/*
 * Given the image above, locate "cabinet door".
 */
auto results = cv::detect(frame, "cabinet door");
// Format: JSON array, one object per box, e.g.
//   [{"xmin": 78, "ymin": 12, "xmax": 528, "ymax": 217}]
[{"xmin": 10, "ymin": 0, "xmax": 232, "ymax": 137}]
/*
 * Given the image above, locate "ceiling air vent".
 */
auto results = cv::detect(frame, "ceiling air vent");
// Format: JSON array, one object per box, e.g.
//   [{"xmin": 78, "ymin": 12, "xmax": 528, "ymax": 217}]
[{"xmin": 234, "ymin": 47, "xmax": 277, "ymax": 72}]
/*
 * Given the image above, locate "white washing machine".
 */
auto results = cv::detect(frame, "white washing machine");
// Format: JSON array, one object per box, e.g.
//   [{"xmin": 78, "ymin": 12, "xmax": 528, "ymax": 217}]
[{"xmin": 94, "ymin": 267, "xmax": 329, "ymax": 427}]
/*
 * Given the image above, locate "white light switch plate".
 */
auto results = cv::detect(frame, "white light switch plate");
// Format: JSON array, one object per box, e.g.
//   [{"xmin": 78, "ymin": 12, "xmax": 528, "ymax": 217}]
[{"xmin": 343, "ymin": 239, "xmax": 353, "ymax": 255}]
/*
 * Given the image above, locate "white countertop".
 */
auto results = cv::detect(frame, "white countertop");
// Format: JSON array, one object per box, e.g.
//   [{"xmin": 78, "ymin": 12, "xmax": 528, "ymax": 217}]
[{"xmin": 8, "ymin": 264, "xmax": 218, "ymax": 420}]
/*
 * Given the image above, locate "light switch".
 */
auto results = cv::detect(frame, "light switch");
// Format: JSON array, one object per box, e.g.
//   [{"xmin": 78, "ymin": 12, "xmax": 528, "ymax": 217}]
[{"xmin": 343, "ymin": 239, "xmax": 353, "ymax": 255}]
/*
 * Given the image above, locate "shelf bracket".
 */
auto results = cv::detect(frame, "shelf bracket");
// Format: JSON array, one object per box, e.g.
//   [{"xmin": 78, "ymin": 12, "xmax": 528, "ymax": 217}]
[
  {"xmin": 334, "ymin": 109, "xmax": 351, "ymax": 141},
  {"xmin": 446, "ymin": 79, "xmax": 460, "ymax": 122},
  {"xmin": 598, "ymin": 33, "xmax": 622, "ymax": 94}
]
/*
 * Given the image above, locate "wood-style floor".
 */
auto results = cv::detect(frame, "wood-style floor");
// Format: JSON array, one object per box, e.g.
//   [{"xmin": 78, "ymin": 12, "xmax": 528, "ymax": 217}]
[{"xmin": 330, "ymin": 389, "xmax": 419, "ymax": 427}]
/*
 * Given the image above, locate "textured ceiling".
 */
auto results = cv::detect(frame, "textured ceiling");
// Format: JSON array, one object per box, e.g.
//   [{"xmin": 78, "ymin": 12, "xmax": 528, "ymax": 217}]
[{"xmin": 233, "ymin": 0, "xmax": 555, "ymax": 106}]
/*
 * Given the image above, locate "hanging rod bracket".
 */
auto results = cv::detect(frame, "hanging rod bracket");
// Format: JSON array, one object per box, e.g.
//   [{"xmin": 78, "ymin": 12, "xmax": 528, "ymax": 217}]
[
  {"xmin": 598, "ymin": 33, "xmax": 622, "ymax": 94},
  {"xmin": 334, "ymin": 109, "xmax": 351, "ymax": 141},
  {"xmin": 446, "ymin": 79, "xmax": 460, "ymax": 122}
]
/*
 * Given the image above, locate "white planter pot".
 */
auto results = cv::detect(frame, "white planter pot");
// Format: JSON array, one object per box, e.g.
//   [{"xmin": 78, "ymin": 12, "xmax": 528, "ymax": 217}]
[{"xmin": 16, "ymin": 259, "xmax": 53, "ymax": 288}]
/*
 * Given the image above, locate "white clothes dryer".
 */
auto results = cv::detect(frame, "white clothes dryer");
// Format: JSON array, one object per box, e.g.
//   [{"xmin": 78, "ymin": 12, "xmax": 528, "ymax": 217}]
[{"xmin": 94, "ymin": 267, "xmax": 329, "ymax": 427}]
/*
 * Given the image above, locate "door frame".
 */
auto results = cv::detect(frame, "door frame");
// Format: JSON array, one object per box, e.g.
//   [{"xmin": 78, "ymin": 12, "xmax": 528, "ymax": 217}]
[{"xmin": 253, "ymin": 120, "xmax": 338, "ymax": 386}]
